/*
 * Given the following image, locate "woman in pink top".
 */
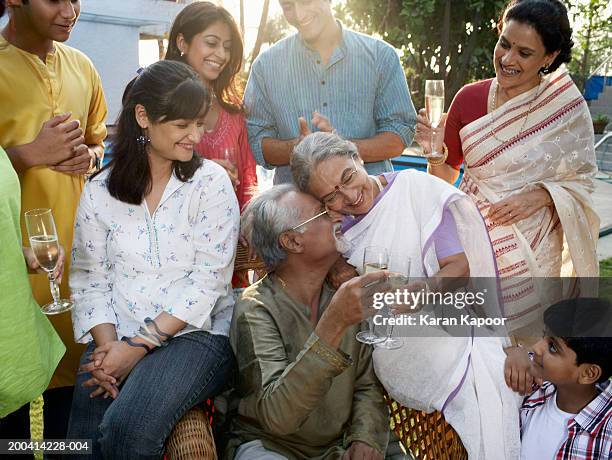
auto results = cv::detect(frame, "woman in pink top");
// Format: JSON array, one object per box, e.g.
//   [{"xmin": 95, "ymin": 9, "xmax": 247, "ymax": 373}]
[{"xmin": 166, "ymin": 1, "xmax": 257, "ymax": 210}]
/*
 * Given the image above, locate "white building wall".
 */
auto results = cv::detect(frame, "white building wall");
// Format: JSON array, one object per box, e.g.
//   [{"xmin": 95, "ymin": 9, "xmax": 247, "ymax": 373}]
[
  {"xmin": 67, "ymin": 20, "xmax": 140, "ymax": 124},
  {"xmin": 68, "ymin": 0, "xmax": 193, "ymax": 122}
]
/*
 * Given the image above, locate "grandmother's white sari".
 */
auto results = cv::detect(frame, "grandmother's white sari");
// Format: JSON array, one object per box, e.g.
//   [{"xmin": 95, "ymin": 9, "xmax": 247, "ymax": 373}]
[
  {"xmin": 342, "ymin": 170, "xmax": 521, "ymax": 460},
  {"xmin": 459, "ymin": 68, "xmax": 599, "ymax": 333}
]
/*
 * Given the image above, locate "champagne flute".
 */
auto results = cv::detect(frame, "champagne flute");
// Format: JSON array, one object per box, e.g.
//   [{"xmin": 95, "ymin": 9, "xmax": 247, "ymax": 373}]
[
  {"xmin": 356, "ymin": 246, "xmax": 388, "ymax": 345},
  {"xmin": 377, "ymin": 257, "xmax": 411, "ymax": 350},
  {"xmin": 223, "ymin": 147, "xmax": 240, "ymax": 169},
  {"xmin": 24, "ymin": 208, "xmax": 72, "ymax": 315},
  {"xmin": 424, "ymin": 80, "xmax": 445, "ymax": 159},
  {"xmin": 223, "ymin": 147, "xmax": 240, "ymax": 191}
]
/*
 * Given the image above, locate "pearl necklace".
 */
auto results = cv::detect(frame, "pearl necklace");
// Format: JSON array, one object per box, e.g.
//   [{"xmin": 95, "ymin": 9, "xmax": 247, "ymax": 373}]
[{"xmin": 490, "ymin": 77, "xmax": 543, "ymax": 143}]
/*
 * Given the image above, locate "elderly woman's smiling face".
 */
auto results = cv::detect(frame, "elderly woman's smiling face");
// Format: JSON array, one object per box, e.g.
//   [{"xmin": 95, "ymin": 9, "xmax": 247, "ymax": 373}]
[{"xmin": 307, "ymin": 155, "xmax": 376, "ymax": 215}]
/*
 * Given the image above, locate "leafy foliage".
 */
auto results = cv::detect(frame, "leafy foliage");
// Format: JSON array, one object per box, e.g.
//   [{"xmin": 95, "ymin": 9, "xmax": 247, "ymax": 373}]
[
  {"xmin": 566, "ymin": 0, "xmax": 612, "ymax": 92},
  {"xmin": 263, "ymin": 13, "xmax": 291, "ymax": 46},
  {"xmin": 338, "ymin": 0, "xmax": 507, "ymax": 107}
]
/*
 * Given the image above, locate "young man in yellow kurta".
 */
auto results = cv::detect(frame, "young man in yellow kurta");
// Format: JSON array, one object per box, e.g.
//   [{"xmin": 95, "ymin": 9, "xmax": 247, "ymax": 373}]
[{"xmin": 0, "ymin": 0, "xmax": 107, "ymax": 440}]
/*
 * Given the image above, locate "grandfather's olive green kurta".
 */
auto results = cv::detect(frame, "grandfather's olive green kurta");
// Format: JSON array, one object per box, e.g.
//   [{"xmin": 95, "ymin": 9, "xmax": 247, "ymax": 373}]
[{"xmin": 227, "ymin": 275, "xmax": 389, "ymax": 459}]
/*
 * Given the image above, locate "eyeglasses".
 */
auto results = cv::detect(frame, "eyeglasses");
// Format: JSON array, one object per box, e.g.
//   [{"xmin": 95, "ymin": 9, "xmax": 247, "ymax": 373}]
[
  {"xmin": 289, "ymin": 209, "xmax": 329, "ymax": 232},
  {"xmin": 320, "ymin": 156, "xmax": 360, "ymax": 207}
]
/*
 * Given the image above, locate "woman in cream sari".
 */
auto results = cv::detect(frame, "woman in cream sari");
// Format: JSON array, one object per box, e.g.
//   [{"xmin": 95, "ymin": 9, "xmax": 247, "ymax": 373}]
[{"xmin": 417, "ymin": 0, "xmax": 599, "ymax": 337}]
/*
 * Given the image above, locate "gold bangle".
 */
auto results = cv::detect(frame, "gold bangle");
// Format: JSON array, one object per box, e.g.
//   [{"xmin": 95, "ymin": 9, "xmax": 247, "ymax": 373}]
[{"xmin": 427, "ymin": 143, "xmax": 448, "ymax": 166}]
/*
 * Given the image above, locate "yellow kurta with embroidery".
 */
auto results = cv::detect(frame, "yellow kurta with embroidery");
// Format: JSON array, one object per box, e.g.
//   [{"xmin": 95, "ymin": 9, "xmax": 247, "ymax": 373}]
[{"xmin": 0, "ymin": 36, "xmax": 107, "ymax": 389}]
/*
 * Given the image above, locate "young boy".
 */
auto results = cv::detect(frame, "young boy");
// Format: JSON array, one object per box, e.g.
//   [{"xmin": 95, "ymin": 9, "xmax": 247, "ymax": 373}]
[
  {"xmin": 0, "ymin": 0, "xmax": 107, "ymax": 442},
  {"xmin": 518, "ymin": 298, "xmax": 612, "ymax": 460}
]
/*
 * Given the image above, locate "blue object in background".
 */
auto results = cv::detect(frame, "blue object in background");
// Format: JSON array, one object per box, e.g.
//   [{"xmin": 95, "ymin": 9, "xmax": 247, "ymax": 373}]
[
  {"xmin": 392, "ymin": 155, "xmax": 463, "ymax": 187},
  {"xmin": 102, "ymin": 145, "xmax": 113, "ymax": 167},
  {"xmin": 584, "ymin": 75, "xmax": 612, "ymax": 101}
]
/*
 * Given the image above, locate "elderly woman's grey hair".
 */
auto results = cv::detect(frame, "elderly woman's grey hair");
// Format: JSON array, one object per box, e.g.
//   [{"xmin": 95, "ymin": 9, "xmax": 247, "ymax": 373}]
[
  {"xmin": 241, "ymin": 184, "xmax": 304, "ymax": 271},
  {"xmin": 291, "ymin": 132, "xmax": 359, "ymax": 193}
]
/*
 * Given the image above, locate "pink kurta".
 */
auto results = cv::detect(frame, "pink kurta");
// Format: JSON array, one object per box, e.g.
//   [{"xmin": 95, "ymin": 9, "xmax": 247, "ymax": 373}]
[{"xmin": 195, "ymin": 107, "xmax": 258, "ymax": 210}]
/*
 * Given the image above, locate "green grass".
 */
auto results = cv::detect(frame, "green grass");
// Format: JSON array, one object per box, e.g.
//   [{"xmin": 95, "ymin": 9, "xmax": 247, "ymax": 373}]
[
  {"xmin": 601, "ymin": 258, "xmax": 612, "ymax": 277},
  {"xmin": 30, "ymin": 396, "xmax": 43, "ymax": 460},
  {"xmin": 600, "ymin": 258, "xmax": 612, "ymax": 300}
]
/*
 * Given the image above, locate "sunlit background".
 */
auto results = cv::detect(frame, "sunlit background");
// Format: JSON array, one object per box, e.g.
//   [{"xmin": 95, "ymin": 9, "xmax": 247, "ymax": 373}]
[{"xmin": 139, "ymin": 0, "xmax": 290, "ymax": 67}]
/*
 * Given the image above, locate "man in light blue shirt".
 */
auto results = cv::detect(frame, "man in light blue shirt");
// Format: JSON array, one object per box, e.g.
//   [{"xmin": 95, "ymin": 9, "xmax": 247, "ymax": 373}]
[{"xmin": 244, "ymin": 0, "xmax": 417, "ymax": 185}]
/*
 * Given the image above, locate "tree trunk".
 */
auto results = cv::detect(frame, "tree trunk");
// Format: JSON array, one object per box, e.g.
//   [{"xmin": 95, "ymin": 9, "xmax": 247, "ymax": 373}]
[
  {"xmin": 239, "ymin": 0, "xmax": 245, "ymax": 38},
  {"xmin": 251, "ymin": 0, "xmax": 271, "ymax": 65}
]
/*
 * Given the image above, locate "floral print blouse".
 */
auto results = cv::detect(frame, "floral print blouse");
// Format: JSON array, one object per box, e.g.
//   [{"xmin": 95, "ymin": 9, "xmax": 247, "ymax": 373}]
[{"xmin": 70, "ymin": 161, "xmax": 240, "ymax": 344}]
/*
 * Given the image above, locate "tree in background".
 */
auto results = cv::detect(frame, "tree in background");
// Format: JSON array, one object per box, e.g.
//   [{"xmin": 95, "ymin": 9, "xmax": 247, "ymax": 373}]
[
  {"xmin": 337, "ymin": 0, "xmax": 506, "ymax": 108},
  {"xmin": 263, "ymin": 13, "xmax": 291, "ymax": 47},
  {"xmin": 566, "ymin": 0, "xmax": 611, "ymax": 92},
  {"xmin": 244, "ymin": 12, "xmax": 290, "ymax": 74},
  {"xmin": 251, "ymin": 0, "xmax": 271, "ymax": 63}
]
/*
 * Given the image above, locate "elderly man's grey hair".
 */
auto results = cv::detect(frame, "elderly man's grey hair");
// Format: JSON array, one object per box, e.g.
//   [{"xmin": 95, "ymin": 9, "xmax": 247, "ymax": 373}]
[
  {"xmin": 241, "ymin": 184, "xmax": 305, "ymax": 271},
  {"xmin": 291, "ymin": 132, "xmax": 359, "ymax": 193}
]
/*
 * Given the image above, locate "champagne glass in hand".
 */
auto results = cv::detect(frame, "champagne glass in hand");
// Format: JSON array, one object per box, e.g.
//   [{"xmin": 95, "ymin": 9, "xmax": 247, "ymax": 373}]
[
  {"xmin": 221, "ymin": 147, "xmax": 240, "ymax": 191},
  {"xmin": 424, "ymin": 80, "xmax": 445, "ymax": 159},
  {"xmin": 356, "ymin": 246, "xmax": 388, "ymax": 345},
  {"xmin": 377, "ymin": 257, "xmax": 411, "ymax": 349},
  {"xmin": 24, "ymin": 208, "xmax": 72, "ymax": 315}
]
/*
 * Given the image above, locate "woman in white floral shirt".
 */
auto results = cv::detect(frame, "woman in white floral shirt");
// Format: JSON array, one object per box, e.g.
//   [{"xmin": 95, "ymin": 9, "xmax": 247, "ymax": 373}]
[{"xmin": 67, "ymin": 60, "xmax": 239, "ymax": 460}]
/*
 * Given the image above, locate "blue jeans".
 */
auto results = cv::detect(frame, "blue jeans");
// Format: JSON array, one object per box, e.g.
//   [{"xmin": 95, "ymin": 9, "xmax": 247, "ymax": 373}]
[{"xmin": 66, "ymin": 331, "xmax": 235, "ymax": 460}]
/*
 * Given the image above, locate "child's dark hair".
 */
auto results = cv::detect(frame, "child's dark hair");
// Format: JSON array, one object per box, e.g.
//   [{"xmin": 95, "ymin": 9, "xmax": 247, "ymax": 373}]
[
  {"xmin": 498, "ymin": 0, "xmax": 573, "ymax": 74},
  {"xmin": 101, "ymin": 60, "xmax": 210, "ymax": 205},
  {"xmin": 165, "ymin": 1, "xmax": 244, "ymax": 114},
  {"xmin": 0, "ymin": 0, "xmax": 5, "ymax": 18},
  {"xmin": 544, "ymin": 298, "xmax": 612, "ymax": 383}
]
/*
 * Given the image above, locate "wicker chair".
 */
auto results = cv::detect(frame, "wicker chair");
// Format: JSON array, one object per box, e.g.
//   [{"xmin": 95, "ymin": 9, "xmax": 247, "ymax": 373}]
[
  {"xmin": 166, "ymin": 399, "xmax": 468, "ymax": 460},
  {"xmin": 386, "ymin": 395, "xmax": 467, "ymax": 460},
  {"xmin": 165, "ymin": 406, "xmax": 217, "ymax": 460}
]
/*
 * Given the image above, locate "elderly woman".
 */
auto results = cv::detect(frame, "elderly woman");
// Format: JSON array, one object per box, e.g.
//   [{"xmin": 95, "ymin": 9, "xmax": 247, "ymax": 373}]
[
  {"xmin": 416, "ymin": 0, "xmax": 599, "ymax": 337},
  {"xmin": 291, "ymin": 131, "xmax": 522, "ymax": 460}
]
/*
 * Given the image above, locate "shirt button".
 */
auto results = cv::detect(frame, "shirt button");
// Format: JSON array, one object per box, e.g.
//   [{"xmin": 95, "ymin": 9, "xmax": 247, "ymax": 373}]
[
  {"xmin": 321, "ymin": 80, "xmax": 326, "ymax": 85},
  {"xmin": 316, "ymin": 60, "xmax": 321, "ymax": 64},
  {"xmin": 322, "ymin": 102, "xmax": 328, "ymax": 107}
]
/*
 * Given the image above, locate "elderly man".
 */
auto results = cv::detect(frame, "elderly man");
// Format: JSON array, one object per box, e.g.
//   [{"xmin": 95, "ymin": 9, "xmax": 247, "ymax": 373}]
[
  {"xmin": 244, "ymin": 0, "xmax": 416, "ymax": 185},
  {"xmin": 227, "ymin": 185, "xmax": 391, "ymax": 460}
]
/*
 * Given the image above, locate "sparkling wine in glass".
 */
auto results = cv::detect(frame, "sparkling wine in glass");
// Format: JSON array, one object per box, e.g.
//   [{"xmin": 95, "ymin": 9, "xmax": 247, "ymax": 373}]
[
  {"xmin": 223, "ymin": 147, "xmax": 240, "ymax": 191},
  {"xmin": 377, "ymin": 257, "xmax": 411, "ymax": 350},
  {"xmin": 356, "ymin": 246, "xmax": 388, "ymax": 345},
  {"xmin": 425, "ymin": 80, "xmax": 445, "ymax": 159},
  {"xmin": 24, "ymin": 208, "xmax": 72, "ymax": 315}
]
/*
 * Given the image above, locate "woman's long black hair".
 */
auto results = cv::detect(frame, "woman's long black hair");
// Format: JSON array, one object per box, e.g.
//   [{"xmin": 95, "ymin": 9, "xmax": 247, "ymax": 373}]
[{"xmin": 101, "ymin": 60, "xmax": 211, "ymax": 205}]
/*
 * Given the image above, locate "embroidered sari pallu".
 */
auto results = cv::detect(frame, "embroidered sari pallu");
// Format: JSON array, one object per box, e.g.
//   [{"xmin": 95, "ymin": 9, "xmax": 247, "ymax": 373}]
[{"xmin": 459, "ymin": 69, "xmax": 599, "ymax": 333}]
